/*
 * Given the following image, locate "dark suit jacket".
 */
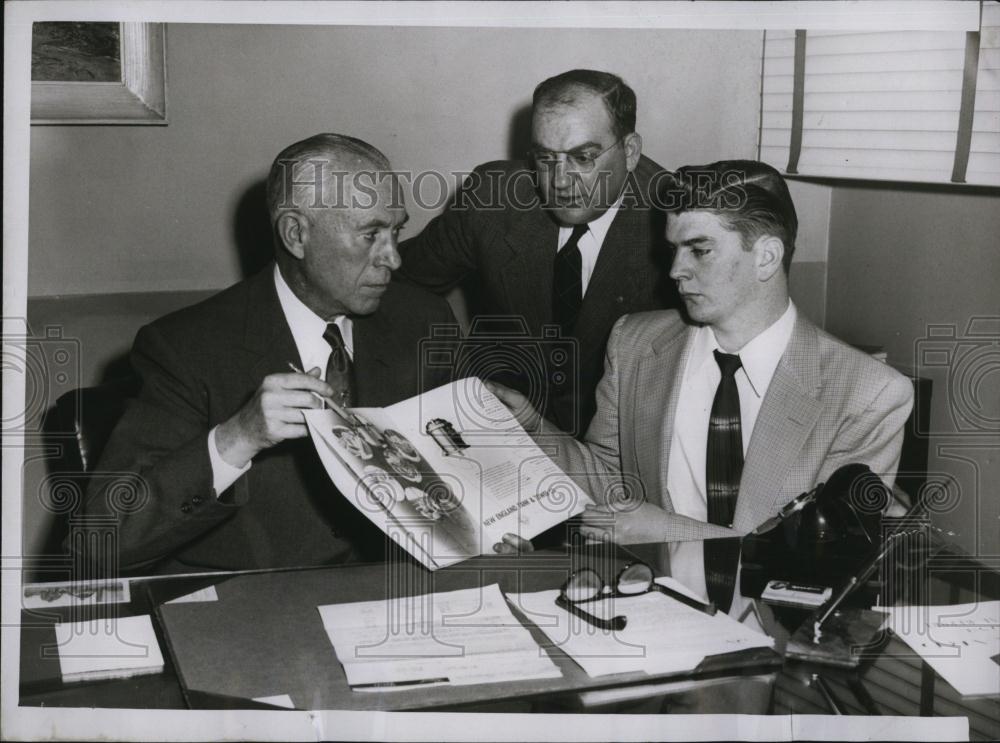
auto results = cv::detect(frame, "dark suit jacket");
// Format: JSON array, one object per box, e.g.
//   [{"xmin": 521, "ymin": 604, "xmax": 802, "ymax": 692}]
[
  {"xmin": 78, "ymin": 267, "xmax": 456, "ymax": 573},
  {"xmin": 398, "ymin": 156, "xmax": 678, "ymax": 436}
]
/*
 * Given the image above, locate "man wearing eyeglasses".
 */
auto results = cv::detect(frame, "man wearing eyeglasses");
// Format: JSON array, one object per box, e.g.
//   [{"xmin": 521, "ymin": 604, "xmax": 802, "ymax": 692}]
[{"xmin": 398, "ymin": 69, "xmax": 677, "ymax": 438}]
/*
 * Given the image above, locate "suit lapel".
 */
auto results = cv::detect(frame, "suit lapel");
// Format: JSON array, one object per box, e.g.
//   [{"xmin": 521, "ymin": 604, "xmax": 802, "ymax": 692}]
[
  {"xmin": 241, "ymin": 266, "xmax": 301, "ymax": 384},
  {"xmin": 574, "ymin": 203, "xmax": 646, "ymax": 359},
  {"xmin": 734, "ymin": 316, "xmax": 823, "ymax": 532},
  {"xmin": 633, "ymin": 318, "xmax": 692, "ymax": 513},
  {"xmin": 499, "ymin": 193, "xmax": 559, "ymax": 333}
]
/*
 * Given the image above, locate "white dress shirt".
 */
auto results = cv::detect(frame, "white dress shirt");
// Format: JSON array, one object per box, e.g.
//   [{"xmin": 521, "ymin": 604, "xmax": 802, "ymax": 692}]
[
  {"xmin": 666, "ymin": 301, "xmax": 797, "ymax": 612},
  {"xmin": 273, "ymin": 264, "xmax": 354, "ymax": 369},
  {"xmin": 556, "ymin": 192, "xmax": 623, "ymax": 295},
  {"xmin": 207, "ymin": 265, "xmax": 354, "ymax": 495}
]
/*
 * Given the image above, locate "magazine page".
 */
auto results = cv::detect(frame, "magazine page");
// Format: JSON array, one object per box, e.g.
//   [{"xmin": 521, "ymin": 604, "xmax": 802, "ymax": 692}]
[
  {"xmin": 382, "ymin": 377, "xmax": 592, "ymax": 546},
  {"xmin": 345, "ymin": 406, "xmax": 486, "ymax": 564},
  {"xmin": 303, "ymin": 407, "xmax": 475, "ymax": 570}
]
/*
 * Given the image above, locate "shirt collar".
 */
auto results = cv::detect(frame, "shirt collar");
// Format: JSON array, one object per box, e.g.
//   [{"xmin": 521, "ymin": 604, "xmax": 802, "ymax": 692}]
[
  {"xmin": 732, "ymin": 300, "xmax": 797, "ymax": 397},
  {"xmin": 685, "ymin": 301, "xmax": 797, "ymax": 399},
  {"xmin": 558, "ymin": 190, "xmax": 624, "ymax": 247},
  {"xmin": 273, "ymin": 264, "xmax": 354, "ymax": 362}
]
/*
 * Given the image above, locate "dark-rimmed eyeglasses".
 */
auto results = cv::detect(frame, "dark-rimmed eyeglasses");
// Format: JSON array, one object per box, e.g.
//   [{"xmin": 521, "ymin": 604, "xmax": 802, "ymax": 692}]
[
  {"xmin": 555, "ymin": 561, "xmax": 717, "ymax": 631},
  {"xmin": 529, "ymin": 137, "xmax": 624, "ymax": 174}
]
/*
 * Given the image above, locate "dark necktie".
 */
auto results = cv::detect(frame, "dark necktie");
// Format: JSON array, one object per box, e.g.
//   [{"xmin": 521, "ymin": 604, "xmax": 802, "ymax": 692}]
[
  {"xmin": 324, "ymin": 323, "xmax": 354, "ymax": 408},
  {"xmin": 704, "ymin": 350, "xmax": 744, "ymax": 613},
  {"xmin": 553, "ymin": 224, "xmax": 589, "ymax": 334}
]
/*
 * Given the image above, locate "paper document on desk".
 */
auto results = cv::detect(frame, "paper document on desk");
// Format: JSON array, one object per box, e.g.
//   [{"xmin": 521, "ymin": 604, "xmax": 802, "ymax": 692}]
[
  {"xmin": 317, "ymin": 583, "xmax": 560, "ymax": 690},
  {"xmin": 885, "ymin": 600, "xmax": 1000, "ymax": 697},
  {"xmin": 510, "ymin": 577, "xmax": 774, "ymax": 677},
  {"xmin": 55, "ymin": 614, "xmax": 164, "ymax": 683}
]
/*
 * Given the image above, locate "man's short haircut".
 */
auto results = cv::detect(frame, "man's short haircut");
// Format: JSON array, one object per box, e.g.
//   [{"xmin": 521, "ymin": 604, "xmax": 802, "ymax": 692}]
[
  {"xmin": 265, "ymin": 133, "xmax": 390, "ymax": 225},
  {"xmin": 532, "ymin": 69, "xmax": 637, "ymax": 139},
  {"xmin": 663, "ymin": 160, "xmax": 798, "ymax": 273}
]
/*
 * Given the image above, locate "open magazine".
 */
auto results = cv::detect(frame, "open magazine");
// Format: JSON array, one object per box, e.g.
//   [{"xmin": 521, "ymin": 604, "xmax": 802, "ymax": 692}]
[{"xmin": 303, "ymin": 377, "xmax": 592, "ymax": 570}]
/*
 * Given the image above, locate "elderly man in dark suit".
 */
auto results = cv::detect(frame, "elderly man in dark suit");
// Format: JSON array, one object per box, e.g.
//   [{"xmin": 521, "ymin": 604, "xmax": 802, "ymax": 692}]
[
  {"xmin": 399, "ymin": 69, "xmax": 677, "ymax": 438},
  {"xmin": 76, "ymin": 134, "xmax": 456, "ymax": 574}
]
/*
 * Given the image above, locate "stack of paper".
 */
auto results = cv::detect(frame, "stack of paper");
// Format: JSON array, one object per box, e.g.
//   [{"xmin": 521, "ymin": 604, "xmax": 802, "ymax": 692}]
[
  {"xmin": 55, "ymin": 614, "xmax": 164, "ymax": 683},
  {"xmin": 510, "ymin": 577, "xmax": 774, "ymax": 678},
  {"xmin": 317, "ymin": 584, "xmax": 560, "ymax": 690},
  {"xmin": 885, "ymin": 600, "xmax": 1000, "ymax": 697}
]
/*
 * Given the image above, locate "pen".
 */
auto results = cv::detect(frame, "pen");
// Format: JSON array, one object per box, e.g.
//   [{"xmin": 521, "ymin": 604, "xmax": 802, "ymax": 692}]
[
  {"xmin": 286, "ymin": 362, "xmax": 336, "ymax": 411},
  {"xmin": 350, "ymin": 678, "xmax": 449, "ymax": 689},
  {"xmin": 812, "ymin": 528, "xmax": 906, "ymax": 643},
  {"xmin": 810, "ymin": 673, "xmax": 846, "ymax": 715}
]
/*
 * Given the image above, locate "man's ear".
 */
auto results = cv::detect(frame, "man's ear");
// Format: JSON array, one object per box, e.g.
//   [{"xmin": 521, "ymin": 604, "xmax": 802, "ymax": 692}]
[
  {"xmin": 624, "ymin": 132, "xmax": 642, "ymax": 172},
  {"xmin": 275, "ymin": 211, "xmax": 309, "ymax": 260},
  {"xmin": 754, "ymin": 235, "xmax": 785, "ymax": 281}
]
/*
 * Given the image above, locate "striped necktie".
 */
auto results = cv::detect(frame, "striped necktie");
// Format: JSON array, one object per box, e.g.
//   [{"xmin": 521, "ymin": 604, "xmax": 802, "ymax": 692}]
[
  {"xmin": 323, "ymin": 323, "xmax": 354, "ymax": 408},
  {"xmin": 704, "ymin": 350, "xmax": 744, "ymax": 613}
]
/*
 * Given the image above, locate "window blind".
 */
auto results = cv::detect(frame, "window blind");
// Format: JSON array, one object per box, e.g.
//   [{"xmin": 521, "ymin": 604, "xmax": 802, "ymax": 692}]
[{"xmin": 759, "ymin": 4, "xmax": 1000, "ymax": 185}]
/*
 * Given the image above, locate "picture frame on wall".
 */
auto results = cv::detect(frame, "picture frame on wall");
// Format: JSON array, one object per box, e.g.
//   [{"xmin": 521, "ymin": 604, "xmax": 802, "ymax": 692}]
[{"xmin": 31, "ymin": 21, "xmax": 167, "ymax": 125}]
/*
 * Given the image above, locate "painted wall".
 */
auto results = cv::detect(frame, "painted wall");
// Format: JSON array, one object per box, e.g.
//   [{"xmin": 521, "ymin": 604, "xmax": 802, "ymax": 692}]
[
  {"xmin": 786, "ymin": 180, "xmax": 832, "ymax": 327},
  {"xmin": 824, "ymin": 184, "xmax": 1000, "ymax": 557},
  {"xmin": 28, "ymin": 23, "xmax": 763, "ymax": 297}
]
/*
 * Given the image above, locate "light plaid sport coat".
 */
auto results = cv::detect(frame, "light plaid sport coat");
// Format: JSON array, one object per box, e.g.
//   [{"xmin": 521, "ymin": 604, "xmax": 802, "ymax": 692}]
[{"xmin": 552, "ymin": 309, "xmax": 914, "ymax": 542}]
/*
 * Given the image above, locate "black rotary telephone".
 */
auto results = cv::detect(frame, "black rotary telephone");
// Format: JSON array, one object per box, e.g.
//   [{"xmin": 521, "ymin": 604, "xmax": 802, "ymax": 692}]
[{"xmin": 740, "ymin": 463, "xmax": 891, "ymax": 601}]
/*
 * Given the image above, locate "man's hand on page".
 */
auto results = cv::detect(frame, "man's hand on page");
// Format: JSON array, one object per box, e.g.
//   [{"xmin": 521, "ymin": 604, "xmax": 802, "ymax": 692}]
[
  {"xmin": 483, "ymin": 381, "xmax": 544, "ymax": 432},
  {"xmin": 492, "ymin": 533, "xmax": 535, "ymax": 554},
  {"xmin": 576, "ymin": 501, "xmax": 672, "ymax": 544}
]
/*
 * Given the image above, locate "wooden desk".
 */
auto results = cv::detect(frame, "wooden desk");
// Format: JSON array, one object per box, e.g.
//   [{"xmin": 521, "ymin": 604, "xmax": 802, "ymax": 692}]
[
  {"xmin": 18, "ymin": 542, "xmax": 1000, "ymax": 739},
  {"xmin": 154, "ymin": 547, "xmax": 778, "ymax": 712}
]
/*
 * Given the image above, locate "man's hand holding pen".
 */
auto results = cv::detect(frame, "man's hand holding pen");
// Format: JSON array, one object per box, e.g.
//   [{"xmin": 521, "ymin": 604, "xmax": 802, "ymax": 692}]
[{"xmin": 215, "ymin": 366, "xmax": 335, "ymax": 468}]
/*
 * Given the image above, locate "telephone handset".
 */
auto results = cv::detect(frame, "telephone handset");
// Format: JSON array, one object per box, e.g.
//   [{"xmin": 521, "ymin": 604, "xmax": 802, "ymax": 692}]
[{"xmin": 740, "ymin": 463, "xmax": 890, "ymax": 600}]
